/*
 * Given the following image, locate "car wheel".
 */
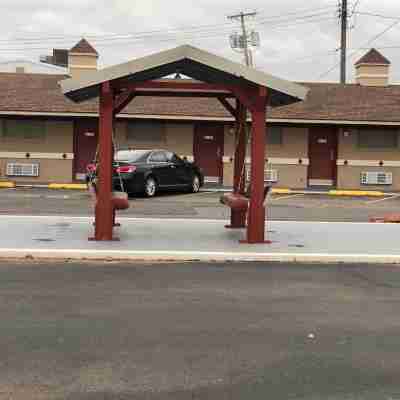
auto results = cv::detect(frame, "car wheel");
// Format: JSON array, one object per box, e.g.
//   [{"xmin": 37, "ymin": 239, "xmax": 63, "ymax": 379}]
[
  {"xmin": 144, "ymin": 176, "xmax": 157, "ymax": 197},
  {"xmin": 191, "ymin": 174, "xmax": 201, "ymax": 193}
]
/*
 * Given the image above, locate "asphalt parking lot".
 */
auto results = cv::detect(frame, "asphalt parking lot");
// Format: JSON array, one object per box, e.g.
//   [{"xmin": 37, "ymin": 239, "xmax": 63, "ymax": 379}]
[
  {"xmin": 1, "ymin": 187, "xmax": 400, "ymax": 222},
  {"xmin": 1, "ymin": 260, "xmax": 400, "ymax": 400}
]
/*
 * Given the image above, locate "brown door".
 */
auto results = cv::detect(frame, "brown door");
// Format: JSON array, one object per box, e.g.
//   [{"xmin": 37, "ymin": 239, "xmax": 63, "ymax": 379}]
[
  {"xmin": 73, "ymin": 119, "xmax": 98, "ymax": 181},
  {"xmin": 193, "ymin": 123, "xmax": 224, "ymax": 184},
  {"xmin": 308, "ymin": 127, "xmax": 337, "ymax": 186}
]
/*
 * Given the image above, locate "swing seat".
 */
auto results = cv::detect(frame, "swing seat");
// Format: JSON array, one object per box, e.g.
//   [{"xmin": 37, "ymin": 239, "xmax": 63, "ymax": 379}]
[
  {"xmin": 220, "ymin": 193, "xmax": 249, "ymax": 211},
  {"xmin": 112, "ymin": 191, "xmax": 130, "ymax": 210},
  {"xmin": 220, "ymin": 186, "xmax": 272, "ymax": 211},
  {"xmin": 88, "ymin": 184, "xmax": 130, "ymax": 211}
]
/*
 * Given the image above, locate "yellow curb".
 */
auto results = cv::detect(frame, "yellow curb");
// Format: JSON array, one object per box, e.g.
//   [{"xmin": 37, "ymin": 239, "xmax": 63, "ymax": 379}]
[
  {"xmin": 48, "ymin": 183, "xmax": 87, "ymax": 190},
  {"xmin": 329, "ymin": 190, "xmax": 385, "ymax": 197},
  {"xmin": 271, "ymin": 188, "xmax": 291, "ymax": 194},
  {"xmin": 0, "ymin": 181, "xmax": 16, "ymax": 188}
]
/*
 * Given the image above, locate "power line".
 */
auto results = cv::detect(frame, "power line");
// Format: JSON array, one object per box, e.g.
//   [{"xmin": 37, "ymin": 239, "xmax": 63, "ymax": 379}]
[
  {"xmin": 228, "ymin": 11, "xmax": 257, "ymax": 66},
  {"xmin": 256, "ymin": 9, "xmax": 336, "ymax": 25},
  {"xmin": 351, "ymin": 0, "xmax": 362, "ymax": 15},
  {"xmin": 0, "ymin": 6, "xmax": 338, "ymax": 46},
  {"xmin": 0, "ymin": 15, "xmax": 338, "ymax": 53},
  {"xmin": 354, "ymin": 11, "xmax": 400, "ymax": 20},
  {"xmin": 318, "ymin": 17, "xmax": 400, "ymax": 79},
  {"xmin": 339, "ymin": 0, "xmax": 348, "ymax": 83},
  {"xmin": 255, "ymin": 5, "xmax": 337, "ymax": 23}
]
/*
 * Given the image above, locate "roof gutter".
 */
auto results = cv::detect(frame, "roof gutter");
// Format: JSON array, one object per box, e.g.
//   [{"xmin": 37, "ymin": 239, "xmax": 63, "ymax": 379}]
[{"xmin": 1, "ymin": 110, "xmax": 400, "ymax": 126}]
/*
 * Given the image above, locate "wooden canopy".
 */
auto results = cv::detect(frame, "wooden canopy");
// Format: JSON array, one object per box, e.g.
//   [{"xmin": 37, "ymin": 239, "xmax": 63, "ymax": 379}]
[{"xmin": 61, "ymin": 45, "xmax": 308, "ymax": 243}]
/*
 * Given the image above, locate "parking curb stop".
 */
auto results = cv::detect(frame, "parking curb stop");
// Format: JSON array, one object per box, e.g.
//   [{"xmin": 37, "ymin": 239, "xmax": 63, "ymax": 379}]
[
  {"xmin": 328, "ymin": 190, "xmax": 385, "ymax": 197},
  {"xmin": 0, "ymin": 181, "xmax": 16, "ymax": 188},
  {"xmin": 271, "ymin": 188, "xmax": 291, "ymax": 194},
  {"xmin": 48, "ymin": 183, "xmax": 87, "ymax": 190}
]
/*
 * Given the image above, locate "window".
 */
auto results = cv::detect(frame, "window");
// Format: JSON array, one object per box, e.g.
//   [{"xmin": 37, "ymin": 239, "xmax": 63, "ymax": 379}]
[
  {"xmin": 126, "ymin": 121, "xmax": 166, "ymax": 143},
  {"xmin": 165, "ymin": 151, "xmax": 182, "ymax": 163},
  {"xmin": 2, "ymin": 119, "xmax": 46, "ymax": 140},
  {"xmin": 358, "ymin": 128, "xmax": 398, "ymax": 149},
  {"xmin": 115, "ymin": 150, "xmax": 151, "ymax": 162},
  {"xmin": 267, "ymin": 125, "xmax": 283, "ymax": 145},
  {"xmin": 149, "ymin": 151, "xmax": 168, "ymax": 163}
]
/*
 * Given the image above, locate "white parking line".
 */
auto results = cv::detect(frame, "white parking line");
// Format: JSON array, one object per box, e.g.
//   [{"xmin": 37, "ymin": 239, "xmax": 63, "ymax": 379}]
[
  {"xmin": 365, "ymin": 195, "xmax": 400, "ymax": 205},
  {"xmin": 272, "ymin": 193, "xmax": 304, "ymax": 201}
]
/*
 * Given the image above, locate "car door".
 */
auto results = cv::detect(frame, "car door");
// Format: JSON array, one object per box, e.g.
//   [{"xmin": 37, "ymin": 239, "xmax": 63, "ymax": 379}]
[
  {"xmin": 166, "ymin": 152, "xmax": 191, "ymax": 186},
  {"xmin": 148, "ymin": 151, "xmax": 174, "ymax": 187}
]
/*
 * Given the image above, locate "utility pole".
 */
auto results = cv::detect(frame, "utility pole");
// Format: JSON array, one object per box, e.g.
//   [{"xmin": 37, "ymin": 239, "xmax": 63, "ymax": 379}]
[
  {"xmin": 228, "ymin": 11, "xmax": 257, "ymax": 67},
  {"xmin": 340, "ymin": 0, "xmax": 348, "ymax": 83}
]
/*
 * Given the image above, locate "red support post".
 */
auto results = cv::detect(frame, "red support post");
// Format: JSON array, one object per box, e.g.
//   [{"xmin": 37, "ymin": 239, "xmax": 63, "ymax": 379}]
[
  {"xmin": 226, "ymin": 100, "xmax": 247, "ymax": 229},
  {"xmin": 92, "ymin": 81, "xmax": 115, "ymax": 241},
  {"xmin": 245, "ymin": 88, "xmax": 268, "ymax": 244}
]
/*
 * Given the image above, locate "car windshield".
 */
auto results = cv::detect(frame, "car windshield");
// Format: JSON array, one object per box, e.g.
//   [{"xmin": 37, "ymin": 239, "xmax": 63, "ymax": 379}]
[{"xmin": 115, "ymin": 150, "xmax": 150, "ymax": 163}]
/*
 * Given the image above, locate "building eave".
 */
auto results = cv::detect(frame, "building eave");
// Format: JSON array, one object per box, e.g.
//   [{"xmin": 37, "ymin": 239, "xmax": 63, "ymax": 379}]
[{"xmin": 0, "ymin": 110, "xmax": 400, "ymax": 126}]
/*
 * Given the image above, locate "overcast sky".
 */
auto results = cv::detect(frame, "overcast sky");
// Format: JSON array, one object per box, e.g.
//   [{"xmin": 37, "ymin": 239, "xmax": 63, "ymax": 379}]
[{"xmin": 1, "ymin": 0, "xmax": 400, "ymax": 83}]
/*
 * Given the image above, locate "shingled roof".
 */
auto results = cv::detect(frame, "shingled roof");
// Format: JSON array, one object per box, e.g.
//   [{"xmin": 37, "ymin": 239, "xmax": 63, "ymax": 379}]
[
  {"xmin": 355, "ymin": 48, "xmax": 391, "ymax": 66},
  {"xmin": 1, "ymin": 72, "xmax": 400, "ymax": 123},
  {"xmin": 69, "ymin": 38, "xmax": 98, "ymax": 55}
]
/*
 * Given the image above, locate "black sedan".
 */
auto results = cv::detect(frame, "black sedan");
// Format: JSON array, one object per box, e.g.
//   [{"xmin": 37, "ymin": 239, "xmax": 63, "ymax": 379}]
[{"xmin": 106, "ymin": 149, "xmax": 204, "ymax": 197}]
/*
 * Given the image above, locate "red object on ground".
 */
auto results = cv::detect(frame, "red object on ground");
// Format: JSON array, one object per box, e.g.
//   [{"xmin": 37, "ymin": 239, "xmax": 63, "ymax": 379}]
[
  {"xmin": 111, "ymin": 195, "xmax": 130, "ymax": 210},
  {"xmin": 220, "ymin": 193, "xmax": 249, "ymax": 211},
  {"xmin": 369, "ymin": 214, "xmax": 400, "ymax": 223}
]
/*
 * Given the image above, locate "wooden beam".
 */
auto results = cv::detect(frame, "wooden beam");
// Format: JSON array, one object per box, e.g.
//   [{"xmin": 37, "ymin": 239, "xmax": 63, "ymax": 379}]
[
  {"xmin": 217, "ymin": 97, "xmax": 237, "ymax": 118},
  {"xmin": 114, "ymin": 90, "xmax": 136, "ymax": 115},
  {"xmin": 226, "ymin": 99, "xmax": 247, "ymax": 229},
  {"xmin": 133, "ymin": 91, "xmax": 234, "ymax": 98},
  {"xmin": 93, "ymin": 81, "xmax": 115, "ymax": 241},
  {"xmin": 229, "ymin": 85, "xmax": 259, "ymax": 112},
  {"xmin": 113, "ymin": 80, "xmax": 232, "ymax": 94},
  {"xmin": 245, "ymin": 90, "xmax": 269, "ymax": 244}
]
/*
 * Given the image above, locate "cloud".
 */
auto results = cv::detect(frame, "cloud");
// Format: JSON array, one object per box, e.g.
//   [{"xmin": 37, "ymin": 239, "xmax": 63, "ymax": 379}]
[{"xmin": 0, "ymin": 0, "xmax": 399, "ymax": 83}]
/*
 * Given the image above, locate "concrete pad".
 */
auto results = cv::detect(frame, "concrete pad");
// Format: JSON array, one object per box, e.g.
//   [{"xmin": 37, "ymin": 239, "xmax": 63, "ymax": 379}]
[{"xmin": 0, "ymin": 215, "xmax": 399, "ymax": 264}]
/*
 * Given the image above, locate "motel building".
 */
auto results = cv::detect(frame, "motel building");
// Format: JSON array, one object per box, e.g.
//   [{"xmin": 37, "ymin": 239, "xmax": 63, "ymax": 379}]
[{"xmin": 1, "ymin": 40, "xmax": 400, "ymax": 191}]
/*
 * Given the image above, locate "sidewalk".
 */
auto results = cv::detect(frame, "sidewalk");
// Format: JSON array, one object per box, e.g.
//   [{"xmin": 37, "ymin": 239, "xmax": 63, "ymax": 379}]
[{"xmin": 1, "ymin": 215, "xmax": 399, "ymax": 264}]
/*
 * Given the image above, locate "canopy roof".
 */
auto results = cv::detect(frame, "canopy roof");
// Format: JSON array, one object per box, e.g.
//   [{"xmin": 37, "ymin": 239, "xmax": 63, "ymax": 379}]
[{"xmin": 60, "ymin": 45, "xmax": 308, "ymax": 107}]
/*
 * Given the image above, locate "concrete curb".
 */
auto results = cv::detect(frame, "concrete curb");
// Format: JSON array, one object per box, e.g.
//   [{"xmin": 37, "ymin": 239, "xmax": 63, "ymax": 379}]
[
  {"xmin": 0, "ymin": 182, "xmax": 396, "ymax": 197},
  {"xmin": 1, "ymin": 248, "xmax": 399, "ymax": 264},
  {"xmin": 202, "ymin": 187, "xmax": 391, "ymax": 197}
]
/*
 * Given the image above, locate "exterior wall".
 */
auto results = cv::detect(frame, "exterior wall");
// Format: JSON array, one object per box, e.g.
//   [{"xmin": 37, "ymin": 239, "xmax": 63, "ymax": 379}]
[
  {"xmin": 356, "ymin": 76, "xmax": 389, "ymax": 87},
  {"xmin": 337, "ymin": 165, "xmax": 400, "ymax": 191},
  {"xmin": 0, "ymin": 119, "xmax": 74, "ymax": 183},
  {"xmin": 1, "ymin": 116, "xmax": 399, "ymax": 191},
  {"xmin": 356, "ymin": 65, "xmax": 389, "ymax": 76},
  {"xmin": 337, "ymin": 127, "xmax": 400, "ymax": 190},
  {"xmin": 0, "ymin": 158, "xmax": 73, "ymax": 183},
  {"xmin": 68, "ymin": 54, "xmax": 98, "ymax": 79},
  {"xmin": 115, "ymin": 120, "xmax": 194, "ymax": 158},
  {"xmin": 222, "ymin": 124, "xmax": 309, "ymax": 188},
  {"xmin": 355, "ymin": 64, "xmax": 389, "ymax": 86}
]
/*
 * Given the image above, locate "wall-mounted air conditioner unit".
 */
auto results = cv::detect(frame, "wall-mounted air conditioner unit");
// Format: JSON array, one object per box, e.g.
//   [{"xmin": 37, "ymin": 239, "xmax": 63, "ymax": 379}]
[
  {"xmin": 360, "ymin": 171, "xmax": 392, "ymax": 185},
  {"xmin": 6, "ymin": 163, "xmax": 39, "ymax": 177},
  {"xmin": 246, "ymin": 169, "xmax": 278, "ymax": 183}
]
